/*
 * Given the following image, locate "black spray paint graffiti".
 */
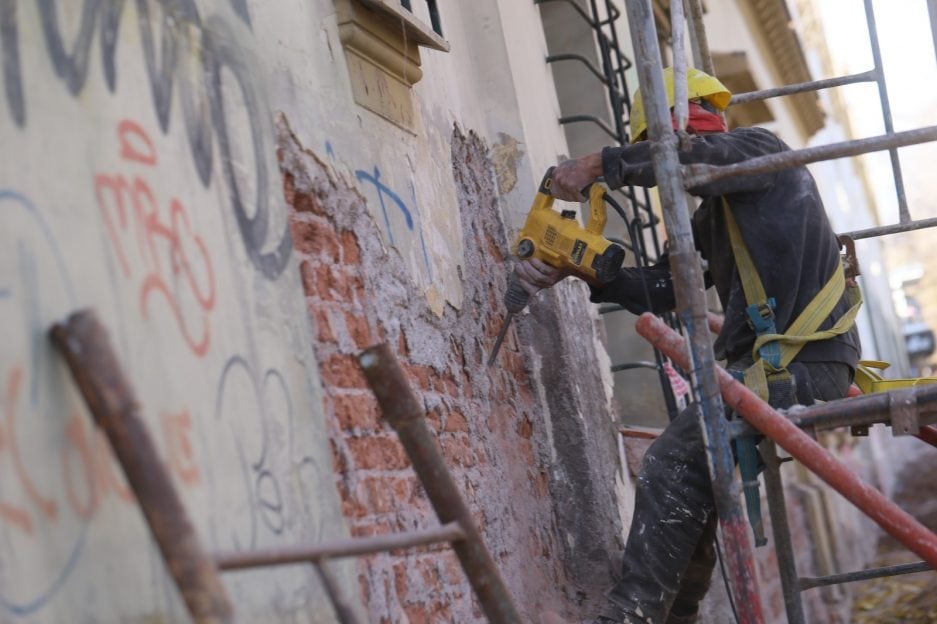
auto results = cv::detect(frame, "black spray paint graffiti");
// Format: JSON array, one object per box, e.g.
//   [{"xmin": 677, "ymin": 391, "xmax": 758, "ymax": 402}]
[{"xmin": 0, "ymin": 0, "xmax": 290, "ymax": 280}]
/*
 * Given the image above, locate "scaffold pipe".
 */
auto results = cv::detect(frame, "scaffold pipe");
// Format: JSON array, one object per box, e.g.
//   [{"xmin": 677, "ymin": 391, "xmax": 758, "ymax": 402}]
[{"xmin": 635, "ymin": 313, "xmax": 937, "ymax": 570}]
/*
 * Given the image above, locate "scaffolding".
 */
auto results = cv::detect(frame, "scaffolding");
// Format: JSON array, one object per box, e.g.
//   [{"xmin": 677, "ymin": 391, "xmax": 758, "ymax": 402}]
[{"xmin": 617, "ymin": 0, "xmax": 937, "ymax": 622}]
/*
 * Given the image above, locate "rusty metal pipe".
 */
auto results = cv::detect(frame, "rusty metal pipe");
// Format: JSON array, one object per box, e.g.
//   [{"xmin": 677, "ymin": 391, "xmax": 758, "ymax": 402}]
[
  {"xmin": 635, "ymin": 312, "xmax": 937, "ymax": 570},
  {"xmin": 215, "ymin": 522, "xmax": 466, "ymax": 570},
  {"xmin": 49, "ymin": 310, "xmax": 235, "ymax": 623},
  {"xmin": 357, "ymin": 344, "xmax": 522, "ymax": 624},
  {"xmin": 916, "ymin": 424, "xmax": 937, "ymax": 450}
]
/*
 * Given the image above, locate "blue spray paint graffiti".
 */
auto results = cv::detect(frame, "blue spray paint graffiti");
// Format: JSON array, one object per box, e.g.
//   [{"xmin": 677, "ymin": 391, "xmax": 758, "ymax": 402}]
[
  {"xmin": 354, "ymin": 166, "xmax": 432, "ymax": 278},
  {"xmin": 0, "ymin": 190, "xmax": 86, "ymax": 616}
]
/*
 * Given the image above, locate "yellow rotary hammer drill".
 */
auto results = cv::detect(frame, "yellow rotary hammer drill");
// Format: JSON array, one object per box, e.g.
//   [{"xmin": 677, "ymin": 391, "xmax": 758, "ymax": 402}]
[{"xmin": 487, "ymin": 167, "xmax": 626, "ymax": 366}]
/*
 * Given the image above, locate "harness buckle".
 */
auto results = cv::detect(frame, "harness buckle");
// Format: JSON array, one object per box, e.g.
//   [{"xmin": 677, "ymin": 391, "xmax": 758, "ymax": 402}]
[{"xmin": 746, "ymin": 298, "xmax": 777, "ymax": 334}]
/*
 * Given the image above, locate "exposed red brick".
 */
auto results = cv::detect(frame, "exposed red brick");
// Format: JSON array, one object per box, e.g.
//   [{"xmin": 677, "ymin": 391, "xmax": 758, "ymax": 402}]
[
  {"xmin": 335, "ymin": 480, "xmax": 368, "ymax": 518},
  {"xmin": 406, "ymin": 364, "xmax": 435, "ymax": 391},
  {"xmin": 333, "ymin": 392, "xmax": 382, "ymax": 431},
  {"xmin": 443, "ymin": 409, "xmax": 469, "ymax": 433},
  {"xmin": 346, "ymin": 436, "xmax": 411, "ymax": 470},
  {"xmin": 415, "ymin": 556, "xmax": 442, "ymax": 588},
  {"xmin": 320, "ymin": 354, "xmax": 368, "ymax": 389},
  {"xmin": 426, "ymin": 406, "xmax": 442, "ymax": 431},
  {"xmin": 440, "ymin": 435, "xmax": 476, "ymax": 467},
  {"xmin": 358, "ymin": 475, "xmax": 413, "ymax": 514},
  {"xmin": 299, "ymin": 260, "xmax": 318, "ymax": 295},
  {"xmin": 341, "ymin": 230, "xmax": 361, "ymax": 264},
  {"xmin": 350, "ymin": 520, "xmax": 394, "ymax": 538},
  {"xmin": 329, "ymin": 438, "xmax": 346, "ymax": 473},
  {"xmin": 290, "ymin": 216, "xmax": 341, "ymax": 261},
  {"xmin": 516, "ymin": 415, "xmax": 533, "ymax": 439},
  {"xmin": 310, "ymin": 305, "xmax": 336, "ymax": 343},
  {"xmin": 343, "ymin": 310, "xmax": 374, "ymax": 349},
  {"xmin": 393, "ymin": 560, "xmax": 409, "ymax": 601},
  {"xmin": 283, "ymin": 174, "xmax": 326, "ymax": 216}
]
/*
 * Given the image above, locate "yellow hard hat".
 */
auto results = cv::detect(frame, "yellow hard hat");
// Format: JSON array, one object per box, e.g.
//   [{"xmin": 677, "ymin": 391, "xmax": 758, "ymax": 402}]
[{"xmin": 628, "ymin": 67, "xmax": 732, "ymax": 143}]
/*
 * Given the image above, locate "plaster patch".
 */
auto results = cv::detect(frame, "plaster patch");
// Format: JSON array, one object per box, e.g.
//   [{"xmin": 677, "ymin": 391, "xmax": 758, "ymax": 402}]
[{"xmin": 491, "ymin": 132, "xmax": 526, "ymax": 196}]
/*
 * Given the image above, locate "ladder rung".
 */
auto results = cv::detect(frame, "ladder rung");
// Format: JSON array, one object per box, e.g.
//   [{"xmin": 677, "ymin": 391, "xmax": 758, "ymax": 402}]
[
  {"xmin": 798, "ymin": 561, "xmax": 932, "ymax": 590},
  {"xmin": 841, "ymin": 216, "xmax": 937, "ymax": 240},
  {"xmin": 215, "ymin": 522, "xmax": 467, "ymax": 570}
]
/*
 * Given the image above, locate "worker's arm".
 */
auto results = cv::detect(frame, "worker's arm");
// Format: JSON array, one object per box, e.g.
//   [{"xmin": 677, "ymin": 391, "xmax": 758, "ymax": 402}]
[
  {"xmin": 514, "ymin": 257, "xmax": 682, "ymax": 315},
  {"xmin": 551, "ymin": 127, "xmax": 784, "ymax": 200},
  {"xmin": 603, "ymin": 128, "xmax": 782, "ymax": 196},
  {"xmin": 587, "ymin": 258, "xmax": 676, "ymax": 315}
]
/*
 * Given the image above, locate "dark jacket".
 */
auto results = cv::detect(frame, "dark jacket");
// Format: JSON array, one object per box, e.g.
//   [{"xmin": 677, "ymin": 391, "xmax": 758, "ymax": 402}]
[{"xmin": 590, "ymin": 127, "xmax": 860, "ymax": 369}]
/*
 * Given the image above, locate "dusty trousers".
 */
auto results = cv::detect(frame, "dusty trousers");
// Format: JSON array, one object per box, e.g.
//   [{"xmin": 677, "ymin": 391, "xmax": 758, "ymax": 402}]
[{"xmin": 604, "ymin": 361, "xmax": 852, "ymax": 624}]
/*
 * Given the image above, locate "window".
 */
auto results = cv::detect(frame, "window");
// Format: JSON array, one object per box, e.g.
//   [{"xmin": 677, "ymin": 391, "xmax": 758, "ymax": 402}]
[{"xmin": 336, "ymin": 0, "xmax": 449, "ymax": 131}]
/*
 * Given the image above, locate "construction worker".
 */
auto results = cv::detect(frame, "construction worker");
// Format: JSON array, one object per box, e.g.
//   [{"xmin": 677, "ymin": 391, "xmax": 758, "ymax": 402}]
[{"xmin": 522, "ymin": 68, "xmax": 861, "ymax": 624}]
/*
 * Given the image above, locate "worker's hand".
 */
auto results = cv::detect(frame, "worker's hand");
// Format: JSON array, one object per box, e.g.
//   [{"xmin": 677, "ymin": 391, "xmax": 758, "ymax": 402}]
[
  {"xmin": 514, "ymin": 258, "xmax": 569, "ymax": 295},
  {"xmin": 551, "ymin": 153, "xmax": 603, "ymax": 201}
]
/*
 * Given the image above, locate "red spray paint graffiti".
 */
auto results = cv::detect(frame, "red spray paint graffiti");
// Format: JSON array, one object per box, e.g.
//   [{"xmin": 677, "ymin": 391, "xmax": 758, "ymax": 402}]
[{"xmin": 95, "ymin": 120, "xmax": 216, "ymax": 357}]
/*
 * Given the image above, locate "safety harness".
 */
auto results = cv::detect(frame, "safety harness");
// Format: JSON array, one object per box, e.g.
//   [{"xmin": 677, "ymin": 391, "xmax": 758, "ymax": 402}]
[{"xmin": 722, "ymin": 198, "xmax": 863, "ymax": 544}]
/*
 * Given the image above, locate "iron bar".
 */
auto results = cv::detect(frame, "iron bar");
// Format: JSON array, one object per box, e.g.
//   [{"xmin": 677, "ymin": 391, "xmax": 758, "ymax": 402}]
[
  {"xmin": 929, "ymin": 0, "xmax": 937, "ymax": 66},
  {"xmin": 635, "ymin": 312, "xmax": 937, "ymax": 571},
  {"xmin": 49, "ymin": 310, "xmax": 234, "ymax": 624},
  {"xmin": 313, "ymin": 561, "xmax": 364, "ymax": 624},
  {"xmin": 682, "ymin": 125, "xmax": 937, "ymax": 190},
  {"xmin": 557, "ymin": 114, "xmax": 620, "ymax": 140},
  {"xmin": 760, "ymin": 439, "xmax": 807, "ymax": 624},
  {"xmin": 671, "ymin": 0, "xmax": 688, "ymax": 132},
  {"xmin": 684, "ymin": 0, "xmax": 714, "ymax": 75},
  {"xmin": 610, "ymin": 361, "xmax": 658, "ymax": 372},
  {"xmin": 840, "ymin": 216, "xmax": 937, "ymax": 240},
  {"xmin": 625, "ymin": 216, "xmax": 680, "ymax": 421},
  {"xmin": 799, "ymin": 561, "xmax": 932, "ymax": 590},
  {"xmin": 623, "ymin": 2, "xmax": 765, "ymax": 621},
  {"xmin": 545, "ymin": 53, "xmax": 613, "ymax": 86},
  {"xmin": 863, "ymin": 0, "xmax": 910, "ymax": 223},
  {"xmin": 357, "ymin": 344, "xmax": 522, "ymax": 624},
  {"xmin": 215, "ymin": 522, "xmax": 467, "ymax": 570},
  {"xmin": 534, "ymin": 0, "xmax": 616, "ymax": 28},
  {"xmin": 729, "ymin": 71, "xmax": 877, "ymax": 105}
]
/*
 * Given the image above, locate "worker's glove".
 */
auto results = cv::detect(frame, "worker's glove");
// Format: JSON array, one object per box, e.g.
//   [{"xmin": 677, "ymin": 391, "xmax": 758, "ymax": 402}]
[
  {"xmin": 514, "ymin": 258, "xmax": 569, "ymax": 295},
  {"xmin": 551, "ymin": 153, "xmax": 603, "ymax": 202}
]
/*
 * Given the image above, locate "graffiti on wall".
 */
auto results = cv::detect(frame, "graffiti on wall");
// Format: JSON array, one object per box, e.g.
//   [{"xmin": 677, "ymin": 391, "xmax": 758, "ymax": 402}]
[
  {"xmin": 0, "ymin": 2, "xmax": 351, "ymax": 620},
  {"xmin": 1, "ymin": 0, "xmax": 291, "ymax": 280}
]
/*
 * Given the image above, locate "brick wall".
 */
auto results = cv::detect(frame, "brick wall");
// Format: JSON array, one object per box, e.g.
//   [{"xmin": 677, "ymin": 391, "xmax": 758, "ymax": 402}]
[{"xmin": 277, "ymin": 118, "xmax": 580, "ymax": 622}]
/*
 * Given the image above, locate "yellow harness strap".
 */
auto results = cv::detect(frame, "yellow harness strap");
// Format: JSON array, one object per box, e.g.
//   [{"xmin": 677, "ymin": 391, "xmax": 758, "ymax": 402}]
[{"xmin": 722, "ymin": 199, "xmax": 862, "ymax": 400}]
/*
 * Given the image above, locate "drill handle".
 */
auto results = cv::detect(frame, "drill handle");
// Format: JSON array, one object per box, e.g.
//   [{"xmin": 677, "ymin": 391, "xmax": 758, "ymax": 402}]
[
  {"xmin": 584, "ymin": 184, "xmax": 608, "ymax": 235},
  {"xmin": 504, "ymin": 272, "xmax": 532, "ymax": 313}
]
